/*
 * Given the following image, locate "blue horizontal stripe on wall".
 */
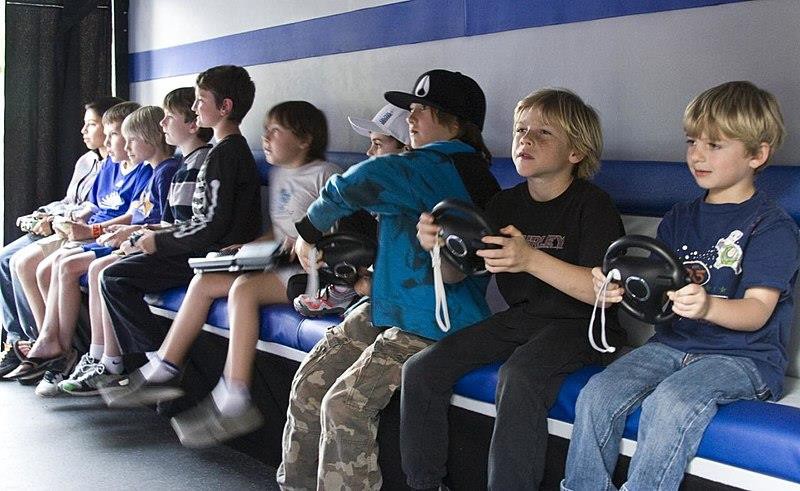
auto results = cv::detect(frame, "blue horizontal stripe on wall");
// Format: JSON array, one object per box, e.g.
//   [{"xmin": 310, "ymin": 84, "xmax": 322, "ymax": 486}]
[{"xmin": 130, "ymin": 0, "xmax": 746, "ymax": 82}]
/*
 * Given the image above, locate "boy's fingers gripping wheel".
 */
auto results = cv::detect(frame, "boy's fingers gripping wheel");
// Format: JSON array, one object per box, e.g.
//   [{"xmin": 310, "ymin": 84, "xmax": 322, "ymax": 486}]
[
  {"xmin": 431, "ymin": 199, "xmax": 497, "ymax": 275},
  {"xmin": 316, "ymin": 233, "xmax": 377, "ymax": 286},
  {"xmin": 603, "ymin": 235, "xmax": 689, "ymax": 324}
]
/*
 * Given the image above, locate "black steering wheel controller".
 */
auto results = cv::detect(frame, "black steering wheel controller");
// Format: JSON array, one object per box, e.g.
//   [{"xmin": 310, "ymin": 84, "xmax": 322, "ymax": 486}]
[
  {"xmin": 431, "ymin": 199, "xmax": 498, "ymax": 275},
  {"xmin": 316, "ymin": 233, "xmax": 377, "ymax": 286},
  {"xmin": 603, "ymin": 235, "xmax": 689, "ymax": 324}
]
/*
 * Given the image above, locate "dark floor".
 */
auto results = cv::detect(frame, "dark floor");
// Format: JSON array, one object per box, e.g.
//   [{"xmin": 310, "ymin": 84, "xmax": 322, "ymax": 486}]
[{"xmin": 0, "ymin": 381, "xmax": 279, "ymax": 490}]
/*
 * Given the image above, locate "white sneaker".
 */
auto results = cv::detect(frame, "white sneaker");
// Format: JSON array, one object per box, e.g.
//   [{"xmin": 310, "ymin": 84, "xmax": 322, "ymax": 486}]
[{"xmin": 35, "ymin": 370, "xmax": 66, "ymax": 397}]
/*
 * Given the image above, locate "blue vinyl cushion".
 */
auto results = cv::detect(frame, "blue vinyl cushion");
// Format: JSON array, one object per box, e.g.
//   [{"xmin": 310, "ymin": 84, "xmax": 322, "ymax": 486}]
[{"xmin": 144, "ymin": 156, "xmax": 800, "ymax": 484}]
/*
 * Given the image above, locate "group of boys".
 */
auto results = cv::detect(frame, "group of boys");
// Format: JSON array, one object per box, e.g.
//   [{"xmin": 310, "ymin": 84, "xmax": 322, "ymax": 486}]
[{"xmin": 1, "ymin": 61, "xmax": 798, "ymax": 491}]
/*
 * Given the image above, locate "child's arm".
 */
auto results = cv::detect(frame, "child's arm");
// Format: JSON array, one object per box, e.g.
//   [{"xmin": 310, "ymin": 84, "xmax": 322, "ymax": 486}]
[
  {"xmin": 479, "ymin": 225, "xmax": 598, "ymax": 305},
  {"xmin": 668, "ymin": 284, "xmax": 780, "ymax": 331}
]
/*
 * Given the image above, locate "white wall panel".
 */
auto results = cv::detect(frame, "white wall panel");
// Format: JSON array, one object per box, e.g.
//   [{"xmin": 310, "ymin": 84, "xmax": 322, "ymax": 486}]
[{"xmin": 129, "ymin": 0, "xmax": 800, "ymax": 164}]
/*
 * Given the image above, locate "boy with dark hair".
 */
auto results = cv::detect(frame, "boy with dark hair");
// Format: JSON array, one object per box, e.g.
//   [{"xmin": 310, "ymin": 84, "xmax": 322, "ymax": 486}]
[{"xmin": 100, "ymin": 65, "xmax": 261, "ymax": 363}]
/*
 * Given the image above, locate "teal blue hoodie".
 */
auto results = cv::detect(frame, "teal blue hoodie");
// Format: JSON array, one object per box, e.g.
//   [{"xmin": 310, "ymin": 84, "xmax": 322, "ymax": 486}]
[{"xmin": 297, "ymin": 140, "xmax": 495, "ymax": 341}]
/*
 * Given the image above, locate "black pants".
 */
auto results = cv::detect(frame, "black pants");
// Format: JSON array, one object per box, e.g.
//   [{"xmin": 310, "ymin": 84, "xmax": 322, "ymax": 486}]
[
  {"xmin": 400, "ymin": 306, "xmax": 597, "ymax": 490},
  {"xmin": 101, "ymin": 252, "xmax": 195, "ymax": 354}
]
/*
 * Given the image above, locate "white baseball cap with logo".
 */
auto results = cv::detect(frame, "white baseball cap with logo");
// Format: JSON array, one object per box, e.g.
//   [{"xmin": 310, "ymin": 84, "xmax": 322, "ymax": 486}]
[{"xmin": 348, "ymin": 103, "xmax": 410, "ymax": 146}]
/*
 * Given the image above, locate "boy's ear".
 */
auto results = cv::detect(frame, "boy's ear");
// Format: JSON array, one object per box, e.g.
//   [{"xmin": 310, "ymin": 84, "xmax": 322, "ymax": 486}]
[
  {"xmin": 568, "ymin": 149, "xmax": 585, "ymax": 165},
  {"xmin": 219, "ymin": 97, "xmax": 234, "ymax": 117},
  {"xmin": 187, "ymin": 119, "xmax": 199, "ymax": 135},
  {"xmin": 748, "ymin": 142, "xmax": 770, "ymax": 171}
]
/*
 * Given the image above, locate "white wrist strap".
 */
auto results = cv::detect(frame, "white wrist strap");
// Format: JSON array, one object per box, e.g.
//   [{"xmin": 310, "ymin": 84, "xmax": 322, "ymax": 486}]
[
  {"xmin": 432, "ymin": 242, "xmax": 451, "ymax": 332},
  {"xmin": 305, "ymin": 247, "xmax": 320, "ymax": 296},
  {"xmin": 588, "ymin": 269, "xmax": 619, "ymax": 353}
]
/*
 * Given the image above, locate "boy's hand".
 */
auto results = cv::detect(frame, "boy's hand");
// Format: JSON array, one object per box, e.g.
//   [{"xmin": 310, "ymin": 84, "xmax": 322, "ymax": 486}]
[
  {"xmin": 101, "ymin": 227, "xmax": 135, "ymax": 248},
  {"xmin": 136, "ymin": 230, "xmax": 158, "ymax": 254},
  {"xmin": 416, "ymin": 212, "xmax": 441, "ymax": 251},
  {"xmin": 592, "ymin": 266, "xmax": 624, "ymax": 303},
  {"xmin": 65, "ymin": 221, "xmax": 92, "ymax": 241},
  {"xmin": 31, "ymin": 216, "xmax": 54, "ymax": 236},
  {"xmin": 477, "ymin": 225, "xmax": 534, "ymax": 274},
  {"xmin": 294, "ymin": 237, "xmax": 323, "ymax": 272},
  {"xmin": 668, "ymin": 283, "xmax": 710, "ymax": 320}
]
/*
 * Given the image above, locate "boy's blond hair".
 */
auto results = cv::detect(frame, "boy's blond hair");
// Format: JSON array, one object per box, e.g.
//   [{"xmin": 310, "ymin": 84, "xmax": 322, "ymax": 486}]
[
  {"xmin": 515, "ymin": 89, "xmax": 603, "ymax": 179},
  {"xmin": 684, "ymin": 81, "xmax": 785, "ymax": 169},
  {"xmin": 102, "ymin": 101, "xmax": 140, "ymax": 126},
  {"xmin": 121, "ymin": 105, "xmax": 175, "ymax": 156}
]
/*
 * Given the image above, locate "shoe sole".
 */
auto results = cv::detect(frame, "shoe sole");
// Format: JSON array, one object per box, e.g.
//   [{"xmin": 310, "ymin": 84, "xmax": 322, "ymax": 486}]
[
  {"xmin": 61, "ymin": 387, "xmax": 103, "ymax": 396},
  {"xmin": 35, "ymin": 386, "xmax": 62, "ymax": 397},
  {"xmin": 293, "ymin": 300, "xmax": 346, "ymax": 318},
  {"xmin": 102, "ymin": 386, "xmax": 185, "ymax": 408},
  {"xmin": 170, "ymin": 412, "xmax": 264, "ymax": 448}
]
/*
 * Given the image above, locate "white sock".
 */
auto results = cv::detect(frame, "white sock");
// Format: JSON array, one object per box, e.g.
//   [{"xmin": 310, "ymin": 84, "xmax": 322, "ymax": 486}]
[
  {"xmin": 140, "ymin": 355, "xmax": 180, "ymax": 383},
  {"xmin": 101, "ymin": 354, "xmax": 124, "ymax": 375},
  {"xmin": 89, "ymin": 344, "xmax": 104, "ymax": 360},
  {"xmin": 145, "ymin": 351, "xmax": 158, "ymax": 362},
  {"xmin": 329, "ymin": 285, "xmax": 355, "ymax": 300},
  {"xmin": 211, "ymin": 378, "xmax": 251, "ymax": 416}
]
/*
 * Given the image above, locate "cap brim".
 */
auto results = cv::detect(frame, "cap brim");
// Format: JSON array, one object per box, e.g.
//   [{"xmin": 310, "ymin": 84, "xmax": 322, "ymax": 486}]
[
  {"xmin": 347, "ymin": 116, "xmax": 381, "ymax": 138},
  {"xmin": 384, "ymin": 90, "xmax": 450, "ymax": 118}
]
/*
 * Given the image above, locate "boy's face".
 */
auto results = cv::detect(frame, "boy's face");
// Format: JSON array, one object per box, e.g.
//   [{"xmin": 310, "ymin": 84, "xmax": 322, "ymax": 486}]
[
  {"xmin": 262, "ymin": 118, "xmax": 308, "ymax": 168},
  {"xmin": 367, "ymin": 132, "xmax": 404, "ymax": 157},
  {"xmin": 192, "ymin": 87, "xmax": 222, "ymax": 128},
  {"xmin": 103, "ymin": 122, "xmax": 128, "ymax": 165},
  {"xmin": 81, "ymin": 109, "xmax": 105, "ymax": 151},
  {"xmin": 686, "ymin": 132, "xmax": 762, "ymax": 202},
  {"xmin": 512, "ymin": 108, "xmax": 581, "ymax": 180},
  {"xmin": 124, "ymin": 133, "xmax": 155, "ymax": 166},
  {"xmin": 161, "ymin": 108, "xmax": 195, "ymax": 147},
  {"xmin": 407, "ymin": 103, "xmax": 457, "ymax": 148}
]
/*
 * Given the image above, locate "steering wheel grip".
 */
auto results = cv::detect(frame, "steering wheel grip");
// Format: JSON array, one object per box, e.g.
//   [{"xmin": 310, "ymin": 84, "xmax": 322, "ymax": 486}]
[
  {"xmin": 316, "ymin": 233, "xmax": 377, "ymax": 286},
  {"xmin": 603, "ymin": 235, "xmax": 688, "ymax": 324},
  {"xmin": 431, "ymin": 199, "xmax": 496, "ymax": 275}
]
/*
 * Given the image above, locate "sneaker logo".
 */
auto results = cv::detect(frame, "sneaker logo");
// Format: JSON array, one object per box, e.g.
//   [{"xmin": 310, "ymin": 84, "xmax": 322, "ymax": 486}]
[{"xmin": 415, "ymin": 75, "xmax": 430, "ymax": 97}]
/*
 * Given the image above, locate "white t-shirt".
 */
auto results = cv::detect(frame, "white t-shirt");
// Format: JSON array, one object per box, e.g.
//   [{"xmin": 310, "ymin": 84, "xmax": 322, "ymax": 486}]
[{"xmin": 269, "ymin": 159, "xmax": 341, "ymax": 244}]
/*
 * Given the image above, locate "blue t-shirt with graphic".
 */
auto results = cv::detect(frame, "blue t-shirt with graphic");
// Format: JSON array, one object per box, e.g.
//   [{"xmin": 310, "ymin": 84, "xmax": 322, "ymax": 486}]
[
  {"xmin": 652, "ymin": 191, "xmax": 800, "ymax": 399},
  {"xmin": 87, "ymin": 158, "xmax": 154, "ymax": 224},
  {"xmin": 130, "ymin": 157, "xmax": 180, "ymax": 225}
]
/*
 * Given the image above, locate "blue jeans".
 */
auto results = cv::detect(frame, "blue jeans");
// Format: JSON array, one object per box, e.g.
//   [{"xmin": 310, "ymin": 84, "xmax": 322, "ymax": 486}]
[
  {"xmin": 0, "ymin": 234, "xmax": 40, "ymax": 343},
  {"xmin": 562, "ymin": 342, "xmax": 768, "ymax": 491}
]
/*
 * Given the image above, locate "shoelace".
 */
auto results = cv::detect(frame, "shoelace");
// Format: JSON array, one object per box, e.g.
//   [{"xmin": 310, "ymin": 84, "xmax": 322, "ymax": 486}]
[
  {"xmin": 432, "ymin": 242, "xmax": 451, "ymax": 332},
  {"xmin": 68, "ymin": 355, "xmax": 95, "ymax": 381},
  {"xmin": 305, "ymin": 247, "xmax": 320, "ymax": 298},
  {"xmin": 76, "ymin": 363, "xmax": 106, "ymax": 383},
  {"xmin": 588, "ymin": 269, "xmax": 620, "ymax": 353}
]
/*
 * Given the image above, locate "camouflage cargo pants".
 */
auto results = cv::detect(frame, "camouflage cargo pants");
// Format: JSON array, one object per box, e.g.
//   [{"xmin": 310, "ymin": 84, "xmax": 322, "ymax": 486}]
[{"xmin": 276, "ymin": 301, "xmax": 432, "ymax": 490}]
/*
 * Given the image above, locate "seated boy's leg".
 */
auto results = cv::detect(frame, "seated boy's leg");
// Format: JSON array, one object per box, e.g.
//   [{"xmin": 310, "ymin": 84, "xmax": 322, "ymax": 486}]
[
  {"xmin": 100, "ymin": 252, "xmax": 195, "ymax": 355},
  {"xmin": 317, "ymin": 327, "xmax": 432, "ymax": 490},
  {"xmin": 0, "ymin": 234, "xmax": 37, "ymax": 345},
  {"xmin": 489, "ymin": 319, "xmax": 598, "ymax": 490},
  {"xmin": 563, "ymin": 342, "xmax": 682, "ymax": 491},
  {"xmin": 625, "ymin": 353, "xmax": 767, "ymax": 490},
  {"xmin": 401, "ymin": 312, "xmax": 528, "ymax": 489},
  {"xmin": 277, "ymin": 302, "xmax": 377, "ymax": 490}
]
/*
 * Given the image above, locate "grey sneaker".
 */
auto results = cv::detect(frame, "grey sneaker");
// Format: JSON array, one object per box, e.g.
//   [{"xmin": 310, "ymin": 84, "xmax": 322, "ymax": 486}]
[
  {"xmin": 170, "ymin": 396, "xmax": 264, "ymax": 448},
  {"xmin": 63, "ymin": 353, "xmax": 98, "ymax": 384},
  {"xmin": 35, "ymin": 370, "xmax": 66, "ymax": 397},
  {"xmin": 59, "ymin": 363, "xmax": 122, "ymax": 396},
  {"xmin": 99, "ymin": 368, "xmax": 184, "ymax": 408}
]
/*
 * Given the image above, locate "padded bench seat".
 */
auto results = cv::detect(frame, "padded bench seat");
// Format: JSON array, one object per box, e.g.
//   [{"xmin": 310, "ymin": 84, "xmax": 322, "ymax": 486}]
[{"xmin": 145, "ymin": 288, "xmax": 800, "ymax": 487}]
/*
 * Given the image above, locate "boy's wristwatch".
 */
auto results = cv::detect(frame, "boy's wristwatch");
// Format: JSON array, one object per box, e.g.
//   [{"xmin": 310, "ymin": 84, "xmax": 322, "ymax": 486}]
[{"xmin": 129, "ymin": 231, "xmax": 144, "ymax": 246}]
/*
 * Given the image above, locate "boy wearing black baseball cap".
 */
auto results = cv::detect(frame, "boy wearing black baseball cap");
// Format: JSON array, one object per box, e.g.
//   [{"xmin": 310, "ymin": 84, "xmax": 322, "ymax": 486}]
[{"xmin": 277, "ymin": 70, "xmax": 500, "ymax": 489}]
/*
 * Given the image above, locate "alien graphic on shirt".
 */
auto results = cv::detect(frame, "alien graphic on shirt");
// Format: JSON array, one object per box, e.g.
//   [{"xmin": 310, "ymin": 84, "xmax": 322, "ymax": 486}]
[{"xmin": 714, "ymin": 229, "xmax": 744, "ymax": 274}]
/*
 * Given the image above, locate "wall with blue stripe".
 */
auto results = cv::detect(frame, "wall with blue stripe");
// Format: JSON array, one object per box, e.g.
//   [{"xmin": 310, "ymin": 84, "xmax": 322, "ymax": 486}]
[{"xmin": 129, "ymin": 0, "xmax": 800, "ymax": 165}]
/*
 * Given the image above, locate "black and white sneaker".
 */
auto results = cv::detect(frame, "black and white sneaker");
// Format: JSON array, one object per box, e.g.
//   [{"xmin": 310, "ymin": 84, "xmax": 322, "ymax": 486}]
[
  {"xmin": 0, "ymin": 343, "xmax": 22, "ymax": 379},
  {"xmin": 99, "ymin": 369, "xmax": 184, "ymax": 408},
  {"xmin": 59, "ymin": 363, "xmax": 123, "ymax": 396}
]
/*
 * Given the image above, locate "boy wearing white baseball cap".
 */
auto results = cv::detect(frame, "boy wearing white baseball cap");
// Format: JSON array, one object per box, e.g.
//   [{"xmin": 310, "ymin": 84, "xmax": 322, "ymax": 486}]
[{"xmin": 293, "ymin": 103, "xmax": 410, "ymax": 317}]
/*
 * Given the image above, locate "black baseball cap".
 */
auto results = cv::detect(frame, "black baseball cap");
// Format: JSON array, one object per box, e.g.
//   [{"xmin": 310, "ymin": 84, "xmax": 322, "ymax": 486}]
[{"xmin": 384, "ymin": 69, "xmax": 486, "ymax": 130}]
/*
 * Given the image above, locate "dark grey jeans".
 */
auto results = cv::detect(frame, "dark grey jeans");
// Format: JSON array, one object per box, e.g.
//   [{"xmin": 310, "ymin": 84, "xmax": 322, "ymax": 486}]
[{"xmin": 400, "ymin": 306, "xmax": 597, "ymax": 490}]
